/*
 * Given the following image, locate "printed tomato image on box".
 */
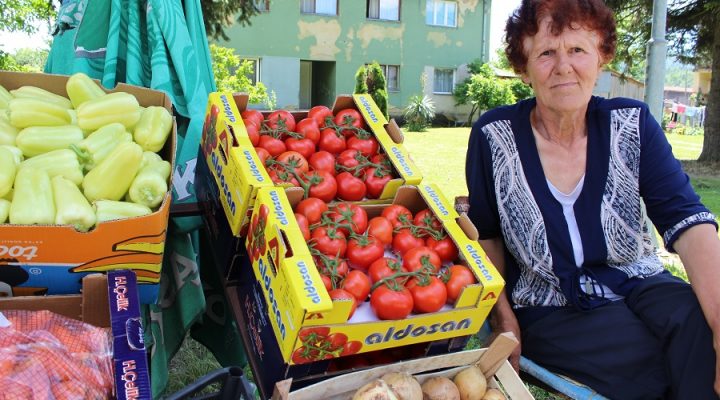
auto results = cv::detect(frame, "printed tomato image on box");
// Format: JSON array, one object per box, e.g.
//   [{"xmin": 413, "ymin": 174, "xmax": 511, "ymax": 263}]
[
  {"xmin": 246, "ymin": 184, "xmax": 504, "ymax": 365},
  {"xmin": 0, "ymin": 71, "xmax": 175, "ymax": 304}
]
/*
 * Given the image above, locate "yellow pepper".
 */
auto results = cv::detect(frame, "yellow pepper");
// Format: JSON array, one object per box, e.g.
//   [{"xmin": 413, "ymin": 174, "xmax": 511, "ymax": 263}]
[
  {"xmin": 71, "ymin": 122, "xmax": 132, "ymax": 171},
  {"xmin": 19, "ymin": 148, "xmax": 84, "ymax": 186},
  {"xmin": 127, "ymin": 160, "xmax": 171, "ymax": 208},
  {"xmin": 133, "ymin": 106, "xmax": 173, "ymax": 152},
  {"xmin": 52, "ymin": 175, "xmax": 96, "ymax": 232},
  {"xmin": 0, "ymin": 85, "xmax": 12, "ymax": 109},
  {"xmin": 8, "ymin": 97, "xmax": 72, "ymax": 128},
  {"xmin": 82, "ymin": 141, "xmax": 143, "ymax": 202},
  {"xmin": 76, "ymin": 92, "xmax": 142, "ymax": 131},
  {"xmin": 9, "ymin": 167, "xmax": 55, "ymax": 225},
  {"xmin": 0, "ymin": 145, "xmax": 23, "ymax": 165},
  {"xmin": 66, "ymin": 72, "xmax": 106, "ymax": 109},
  {"xmin": 0, "ymin": 119, "xmax": 18, "ymax": 146},
  {"xmin": 10, "ymin": 86, "xmax": 72, "ymax": 109},
  {"xmin": 16, "ymin": 125, "xmax": 84, "ymax": 157},
  {"xmin": 0, "ymin": 147, "xmax": 17, "ymax": 197},
  {"xmin": 95, "ymin": 200, "xmax": 152, "ymax": 222},
  {"xmin": 0, "ymin": 199, "xmax": 9, "ymax": 223},
  {"xmin": 141, "ymin": 151, "xmax": 163, "ymax": 168}
]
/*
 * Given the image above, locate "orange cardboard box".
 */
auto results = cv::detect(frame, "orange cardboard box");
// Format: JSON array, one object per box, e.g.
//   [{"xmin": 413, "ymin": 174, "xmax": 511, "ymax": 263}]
[{"xmin": 0, "ymin": 71, "xmax": 175, "ymax": 304}]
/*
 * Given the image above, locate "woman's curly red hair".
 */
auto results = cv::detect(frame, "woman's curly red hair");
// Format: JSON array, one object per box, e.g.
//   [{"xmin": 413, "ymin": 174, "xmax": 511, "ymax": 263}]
[{"xmin": 504, "ymin": 0, "xmax": 617, "ymax": 74}]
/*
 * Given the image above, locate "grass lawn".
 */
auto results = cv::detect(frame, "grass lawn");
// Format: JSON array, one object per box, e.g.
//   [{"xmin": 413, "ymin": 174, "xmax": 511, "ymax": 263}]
[{"xmin": 167, "ymin": 128, "xmax": 717, "ymax": 399}]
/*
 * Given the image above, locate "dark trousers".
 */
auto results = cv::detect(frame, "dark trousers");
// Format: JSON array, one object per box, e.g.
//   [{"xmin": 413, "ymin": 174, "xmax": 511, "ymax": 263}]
[{"xmin": 520, "ymin": 274, "xmax": 718, "ymax": 400}]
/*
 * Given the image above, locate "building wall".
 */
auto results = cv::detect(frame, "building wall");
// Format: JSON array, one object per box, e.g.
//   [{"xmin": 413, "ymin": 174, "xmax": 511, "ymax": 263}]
[
  {"xmin": 593, "ymin": 69, "xmax": 644, "ymax": 101},
  {"xmin": 217, "ymin": 0, "xmax": 490, "ymax": 117}
]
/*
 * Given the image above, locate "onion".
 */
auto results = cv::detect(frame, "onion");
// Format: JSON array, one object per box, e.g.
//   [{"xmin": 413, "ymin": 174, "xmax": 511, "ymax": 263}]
[
  {"xmin": 453, "ymin": 365, "xmax": 487, "ymax": 400},
  {"xmin": 421, "ymin": 377, "xmax": 460, "ymax": 400},
  {"xmin": 481, "ymin": 388, "xmax": 506, "ymax": 400},
  {"xmin": 381, "ymin": 372, "xmax": 423, "ymax": 400},
  {"xmin": 352, "ymin": 379, "xmax": 399, "ymax": 400}
]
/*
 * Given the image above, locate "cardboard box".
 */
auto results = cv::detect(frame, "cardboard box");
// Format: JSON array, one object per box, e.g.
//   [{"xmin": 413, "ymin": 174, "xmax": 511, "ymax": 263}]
[
  {"xmin": 272, "ymin": 333, "xmax": 534, "ymax": 400},
  {"xmin": 198, "ymin": 92, "xmax": 423, "ymax": 237},
  {"xmin": 0, "ymin": 71, "xmax": 175, "ymax": 304},
  {"xmin": 0, "ymin": 270, "xmax": 151, "ymax": 400},
  {"xmin": 246, "ymin": 184, "xmax": 504, "ymax": 365}
]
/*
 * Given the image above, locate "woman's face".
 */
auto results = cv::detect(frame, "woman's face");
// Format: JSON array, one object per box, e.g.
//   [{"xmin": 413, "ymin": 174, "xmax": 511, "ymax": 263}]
[{"xmin": 521, "ymin": 17, "xmax": 605, "ymax": 115}]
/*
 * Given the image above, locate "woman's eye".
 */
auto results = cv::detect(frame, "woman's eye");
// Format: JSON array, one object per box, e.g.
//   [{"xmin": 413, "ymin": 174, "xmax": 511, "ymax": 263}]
[
  {"xmin": 540, "ymin": 50, "xmax": 551, "ymax": 56},
  {"xmin": 573, "ymin": 47, "xmax": 584, "ymax": 53}
]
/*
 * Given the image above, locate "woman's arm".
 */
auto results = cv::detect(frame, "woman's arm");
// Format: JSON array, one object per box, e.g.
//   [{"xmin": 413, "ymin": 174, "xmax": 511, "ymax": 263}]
[
  {"xmin": 672, "ymin": 223, "xmax": 720, "ymax": 395},
  {"xmin": 479, "ymin": 237, "xmax": 522, "ymax": 371}
]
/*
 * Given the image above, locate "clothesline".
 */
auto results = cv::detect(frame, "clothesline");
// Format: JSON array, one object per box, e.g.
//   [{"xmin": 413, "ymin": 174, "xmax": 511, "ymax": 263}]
[{"xmin": 665, "ymin": 100, "xmax": 705, "ymax": 128}]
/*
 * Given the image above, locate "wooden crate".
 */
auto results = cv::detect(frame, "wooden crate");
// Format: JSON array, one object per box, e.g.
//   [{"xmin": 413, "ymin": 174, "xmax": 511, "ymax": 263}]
[{"xmin": 272, "ymin": 332, "xmax": 533, "ymax": 400}]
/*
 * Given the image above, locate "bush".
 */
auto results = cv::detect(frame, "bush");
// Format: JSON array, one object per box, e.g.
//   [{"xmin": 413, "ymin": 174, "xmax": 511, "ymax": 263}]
[
  {"xmin": 454, "ymin": 63, "xmax": 516, "ymax": 125},
  {"xmin": 403, "ymin": 95, "xmax": 435, "ymax": 132},
  {"xmin": 210, "ymin": 44, "xmax": 275, "ymax": 109},
  {"xmin": 355, "ymin": 62, "xmax": 389, "ymax": 119}
]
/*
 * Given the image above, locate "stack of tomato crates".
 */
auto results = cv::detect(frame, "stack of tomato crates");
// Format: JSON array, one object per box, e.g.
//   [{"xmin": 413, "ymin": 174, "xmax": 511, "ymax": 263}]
[{"xmin": 196, "ymin": 91, "xmax": 504, "ymax": 398}]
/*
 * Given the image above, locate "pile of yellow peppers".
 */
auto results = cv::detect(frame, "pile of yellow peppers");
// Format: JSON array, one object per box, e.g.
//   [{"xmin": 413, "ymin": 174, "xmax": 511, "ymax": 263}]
[{"xmin": 0, "ymin": 72, "xmax": 173, "ymax": 232}]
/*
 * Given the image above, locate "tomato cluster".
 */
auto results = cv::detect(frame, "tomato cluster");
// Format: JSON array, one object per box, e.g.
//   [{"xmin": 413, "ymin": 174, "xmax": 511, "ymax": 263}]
[
  {"xmin": 292, "ymin": 327, "xmax": 362, "ymax": 364},
  {"xmin": 294, "ymin": 199, "xmax": 478, "ymax": 321},
  {"xmin": 246, "ymin": 204, "xmax": 269, "ymax": 262},
  {"xmin": 241, "ymin": 106, "xmax": 396, "ymax": 201}
]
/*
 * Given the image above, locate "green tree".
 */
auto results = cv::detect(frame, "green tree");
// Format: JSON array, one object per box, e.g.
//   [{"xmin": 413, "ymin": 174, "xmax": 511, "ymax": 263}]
[
  {"xmin": 12, "ymin": 47, "xmax": 48, "ymax": 71},
  {"xmin": 605, "ymin": 0, "xmax": 720, "ymax": 162},
  {"xmin": 202, "ymin": 0, "xmax": 262, "ymax": 41},
  {"xmin": 210, "ymin": 44, "xmax": 275, "ymax": 108},
  {"xmin": 454, "ymin": 62, "xmax": 517, "ymax": 125},
  {"xmin": 354, "ymin": 61, "xmax": 389, "ymax": 119},
  {"xmin": 1, "ymin": 0, "xmax": 55, "ymax": 34}
]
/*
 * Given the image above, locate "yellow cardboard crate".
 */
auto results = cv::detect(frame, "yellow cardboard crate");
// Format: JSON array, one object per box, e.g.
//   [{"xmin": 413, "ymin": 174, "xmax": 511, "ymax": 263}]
[
  {"xmin": 246, "ymin": 184, "xmax": 504, "ymax": 364},
  {"xmin": 200, "ymin": 92, "xmax": 423, "ymax": 236}
]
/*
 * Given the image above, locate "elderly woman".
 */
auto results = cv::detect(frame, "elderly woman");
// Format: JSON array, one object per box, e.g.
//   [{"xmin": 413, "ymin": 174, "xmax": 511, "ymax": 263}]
[{"xmin": 465, "ymin": 0, "xmax": 720, "ymax": 398}]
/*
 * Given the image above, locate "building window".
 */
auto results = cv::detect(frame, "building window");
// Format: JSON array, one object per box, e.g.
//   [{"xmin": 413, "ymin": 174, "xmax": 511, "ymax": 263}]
[
  {"xmin": 433, "ymin": 68, "xmax": 455, "ymax": 94},
  {"xmin": 426, "ymin": 0, "xmax": 457, "ymax": 27},
  {"xmin": 367, "ymin": 0, "xmax": 400, "ymax": 21},
  {"xmin": 366, "ymin": 64, "xmax": 400, "ymax": 92},
  {"xmin": 240, "ymin": 58, "xmax": 260, "ymax": 85},
  {"xmin": 301, "ymin": 0, "xmax": 337, "ymax": 15},
  {"xmin": 254, "ymin": 0, "xmax": 269, "ymax": 12}
]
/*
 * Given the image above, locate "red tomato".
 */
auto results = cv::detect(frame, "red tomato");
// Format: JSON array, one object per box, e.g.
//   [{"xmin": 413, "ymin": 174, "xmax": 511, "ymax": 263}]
[
  {"xmin": 426, "ymin": 235, "xmax": 459, "ymax": 263},
  {"xmin": 321, "ymin": 274, "xmax": 333, "ymax": 291},
  {"xmin": 295, "ymin": 197, "xmax": 328, "ymax": 224},
  {"xmin": 318, "ymin": 128, "xmax": 347, "ymax": 154},
  {"xmin": 341, "ymin": 341, "xmax": 363, "ymax": 356},
  {"xmin": 368, "ymin": 257, "xmax": 406, "ymax": 284},
  {"xmin": 241, "ymin": 109, "xmax": 264, "ymax": 128},
  {"xmin": 336, "ymin": 171, "xmax": 367, "ymax": 201},
  {"xmin": 258, "ymin": 135, "xmax": 287, "ymax": 157},
  {"xmin": 275, "ymin": 151, "xmax": 309, "ymax": 175},
  {"xmin": 407, "ymin": 276, "xmax": 448, "ymax": 313},
  {"xmin": 414, "ymin": 209, "xmax": 442, "ymax": 231},
  {"xmin": 364, "ymin": 167, "xmax": 392, "ymax": 199},
  {"xmin": 334, "ymin": 108, "xmax": 365, "ymax": 131},
  {"xmin": 329, "ymin": 288, "xmax": 358, "ymax": 319},
  {"xmin": 245, "ymin": 122, "xmax": 260, "ymax": 146},
  {"xmin": 367, "ymin": 216, "xmax": 393, "ymax": 245},
  {"xmin": 342, "ymin": 270, "xmax": 372, "ymax": 302},
  {"xmin": 268, "ymin": 168, "xmax": 299, "ymax": 186},
  {"xmin": 308, "ymin": 151, "xmax": 337, "ymax": 176},
  {"xmin": 326, "ymin": 332, "xmax": 348, "ymax": 350},
  {"xmin": 303, "ymin": 170, "xmax": 338, "ymax": 202},
  {"xmin": 298, "ymin": 326, "xmax": 330, "ymax": 343},
  {"xmin": 284, "ymin": 137, "xmax": 315, "ymax": 159},
  {"xmin": 402, "ymin": 246, "xmax": 442, "ymax": 273},
  {"xmin": 370, "ymin": 285, "xmax": 414, "ymax": 320},
  {"xmin": 381, "ymin": 205, "xmax": 413, "ymax": 228},
  {"xmin": 315, "ymin": 256, "xmax": 349, "ymax": 278},
  {"xmin": 291, "ymin": 346, "xmax": 319, "ymax": 364},
  {"xmin": 311, "ymin": 226, "xmax": 347, "ymax": 257},
  {"xmin": 295, "ymin": 117, "xmax": 321, "ymax": 143},
  {"xmin": 266, "ymin": 110, "xmax": 296, "ymax": 132},
  {"xmin": 254, "ymin": 147, "xmax": 271, "ymax": 166},
  {"xmin": 294, "ymin": 213, "xmax": 310, "ymax": 241},
  {"xmin": 308, "ymin": 105, "xmax": 333, "ymax": 128},
  {"xmin": 347, "ymin": 135, "xmax": 379, "ymax": 157},
  {"xmin": 336, "ymin": 149, "xmax": 363, "ymax": 172},
  {"xmin": 329, "ymin": 203, "xmax": 368, "ymax": 235},
  {"xmin": 372, "ymin": 153, "xmax": 392, "ymax": 169},
  {"xmin": 392, "ymin": 229, "xmax": 426, "ymax": 256},
  {"xmin": 346, "ymin": 235, "xmax": 385, "ymax": 271},
  {"xmin": 445, "ymin": 265, "xmax": 477, "ymax": 304}
]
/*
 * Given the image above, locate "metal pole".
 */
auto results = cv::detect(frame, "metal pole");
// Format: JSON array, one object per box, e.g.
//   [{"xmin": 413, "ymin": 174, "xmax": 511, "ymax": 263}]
[{"xmin": 644, "ymin": 0, "xmax": 668, "ymax": 121}]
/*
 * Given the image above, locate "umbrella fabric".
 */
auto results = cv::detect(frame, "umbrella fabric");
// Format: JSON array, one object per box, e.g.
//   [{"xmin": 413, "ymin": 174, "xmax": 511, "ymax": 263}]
[{"xmin": 45, "ymin": 0, "xmax": 245, "ymax": 396}]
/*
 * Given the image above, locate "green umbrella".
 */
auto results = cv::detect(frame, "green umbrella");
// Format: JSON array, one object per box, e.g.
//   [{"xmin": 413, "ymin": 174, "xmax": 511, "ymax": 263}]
[{"xmin": 46, "ymin": 0, "xmax": 245, "ymax": 396}]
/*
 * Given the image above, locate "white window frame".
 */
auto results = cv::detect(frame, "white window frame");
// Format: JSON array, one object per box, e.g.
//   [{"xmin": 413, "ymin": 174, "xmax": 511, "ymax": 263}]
[
  {"xmin": 426, "ymin": 0, "xmax": 457, "ymax": 28},
  {"xmin": 433, "ymin": 67, "xmax": 455, "ymax": 94},
  {"xmin": 367, "ymin": 0, "xmax": 400, "ymax": 21},
  {"xmin": 240, "ymin": 58, "xmax": 260, "ymax": 85},
  {"xmin": 301, "ymin": 0, "xmax": 338, "ymax": 15},
  {"xmin": 365, "ymin": 63, "xmax": 400, "ymax": 92},
  {"xmin": 254, "ymin": 0, "xmax": 269, "ymax": 12}
]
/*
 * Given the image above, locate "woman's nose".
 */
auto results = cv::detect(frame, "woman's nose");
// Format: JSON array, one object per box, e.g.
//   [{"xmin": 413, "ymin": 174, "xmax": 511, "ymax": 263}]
[{"xmin": 554, "ymin": 53, "xmax": 573, "ymax": 74}]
